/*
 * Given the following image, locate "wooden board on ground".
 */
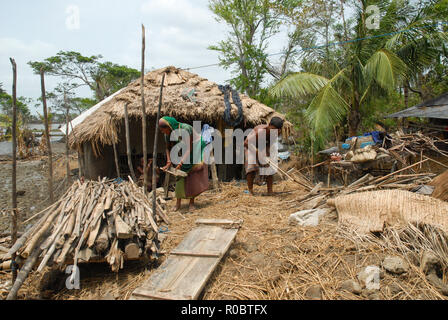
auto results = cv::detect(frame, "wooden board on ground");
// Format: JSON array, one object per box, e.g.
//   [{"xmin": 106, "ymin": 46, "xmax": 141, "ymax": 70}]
[{"xmin": 130, "ymin": 219, "xmax": 242, "ymax": 300}]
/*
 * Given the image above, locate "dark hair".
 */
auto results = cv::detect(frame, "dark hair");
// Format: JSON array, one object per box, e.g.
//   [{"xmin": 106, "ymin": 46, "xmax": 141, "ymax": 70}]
[
  {"xmin": 269, "ymin": 117, "xmax": 284, "ymax": 129},
  {"xmin": 159, "ymin": 123, "xmax": 169, "ymax": 129}
]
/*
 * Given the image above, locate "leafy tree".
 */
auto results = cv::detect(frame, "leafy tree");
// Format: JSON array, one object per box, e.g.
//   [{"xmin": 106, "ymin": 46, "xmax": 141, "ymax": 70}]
[
  {"xmin": 0, "ymin": 83, "xmax": 32, "ymax": 123},
  {"xmin": 208, "ymin": 0, "xmax": 286, "ymax": 96},
  {"xmin": 270, "ymin": 0, "xmax": 446, "ymax": 146},
  {"xmin": 71, "ymin": 97, "xmax": 97, "ymax": 114},
  {"xmin": 28, "ymin": 51, "xmax": 140, "ymax": 101},
  {"xmin": 94, "ymin": 62, "xmax": 140, "ymax": 99}
]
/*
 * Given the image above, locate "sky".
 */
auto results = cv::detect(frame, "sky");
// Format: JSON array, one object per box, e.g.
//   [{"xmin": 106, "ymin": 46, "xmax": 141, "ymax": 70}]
[{"xmin": 0, "ymin": 0, "xmax": 289, "ymax": 115}]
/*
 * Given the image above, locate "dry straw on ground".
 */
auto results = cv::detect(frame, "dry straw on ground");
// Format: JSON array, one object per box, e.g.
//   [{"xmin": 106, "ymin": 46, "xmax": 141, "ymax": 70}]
[{"xmin": 4, "ymin": 180, "xmax": 445, "ymax": 300}]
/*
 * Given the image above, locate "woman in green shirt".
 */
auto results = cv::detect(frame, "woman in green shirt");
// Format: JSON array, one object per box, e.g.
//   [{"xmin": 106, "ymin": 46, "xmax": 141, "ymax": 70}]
[{"xmin": 159, "ymin": 116, "xmax": 209, "ymax": 211}]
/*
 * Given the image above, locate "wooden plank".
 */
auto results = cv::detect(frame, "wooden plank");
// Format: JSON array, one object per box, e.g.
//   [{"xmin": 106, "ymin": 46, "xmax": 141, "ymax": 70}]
[
  {"xmin": 130, "ymin": 221, "xmax": 240, "ymax": 300},
  {"xmin": 195, "ymin": 219, "xmax": 242, "ymax": 227},
  {"xmin": 170, "ymin": 250, "xmax": 222, "ymax": 258}
]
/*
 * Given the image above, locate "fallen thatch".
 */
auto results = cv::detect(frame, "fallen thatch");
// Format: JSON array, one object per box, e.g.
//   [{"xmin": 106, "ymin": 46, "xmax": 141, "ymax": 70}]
[
  {"xmin": 329, "ymin": 190, "xmax": 448, "ymax": 234},
  {"xmin": 68, "ymin": 66, "xmax": 293, "ymax": 152}
]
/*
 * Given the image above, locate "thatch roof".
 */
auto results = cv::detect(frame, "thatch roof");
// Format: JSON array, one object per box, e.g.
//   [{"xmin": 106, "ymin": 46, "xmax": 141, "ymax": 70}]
[
  {"xmin": 386, "ymin": 92, "xmax": 448, "ymax": 119},
  {"xmin": 69, "ymin": 66, "xmax": 292, "ymax": 150}
]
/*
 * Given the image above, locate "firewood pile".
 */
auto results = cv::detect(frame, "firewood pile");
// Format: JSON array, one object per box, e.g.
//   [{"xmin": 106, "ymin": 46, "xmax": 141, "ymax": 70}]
[{"xmin": 1, "ymin": 178, "xmax": 169, "ymax": 284}]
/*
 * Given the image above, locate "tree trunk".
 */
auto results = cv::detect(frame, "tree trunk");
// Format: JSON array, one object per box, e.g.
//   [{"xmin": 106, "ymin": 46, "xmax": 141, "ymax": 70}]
[
  {"xmin": 40, "ymin": 68, "xmax": 54, "ymax": 203},
  {"xmin": 348, "ymin": 97, "xmax": 361, "ymax": 138},
  {"xmin": 404, "ymin": 83, "xmax": 409, "ymax": 109},
  {"xmin": 9, "ymin": 58, "xmax": 18, "ymax": 283}
]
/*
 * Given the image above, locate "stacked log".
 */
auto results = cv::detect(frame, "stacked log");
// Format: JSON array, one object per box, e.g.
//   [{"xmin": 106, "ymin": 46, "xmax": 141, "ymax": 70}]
[{"xmin": 1, "ymin": 178, "xmax": 168, "ymax": 276}]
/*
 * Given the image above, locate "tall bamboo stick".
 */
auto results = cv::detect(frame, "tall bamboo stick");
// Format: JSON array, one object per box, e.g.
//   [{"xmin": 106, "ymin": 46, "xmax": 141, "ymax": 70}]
[
  {"xmin": 64, "ymin": 91, "xmax": 70, "ymax": 187},
  {"xmin": 40, "ymin": 68, "xmax": 54, "ymax": 203},
  {"xmin": 152, "ymin": 73, "xmax": 166, "ymax": 219},
  {"xmin": 141, "ymin": 24, "xmax": 148, "ymax": 194},
  {"xmin": 9, "ymin": 58, "xmax": 18, "ymax": 283},
  {"xmin": 112, "ymin": 138, "xmax": 121, "ymax": 178},
  {"xmin": 124, "ymin": 103, "xmax": 136, "ymax": 181}
]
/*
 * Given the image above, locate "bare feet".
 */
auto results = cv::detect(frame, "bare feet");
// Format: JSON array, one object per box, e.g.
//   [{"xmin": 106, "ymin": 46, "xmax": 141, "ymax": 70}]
[
  {"xmin": 188, "ymin": 199, "xmax": 196, "ymax": 211},
  {"xmin": 174, "ymin": 199, "xmax": 181, "ymax": 211}
]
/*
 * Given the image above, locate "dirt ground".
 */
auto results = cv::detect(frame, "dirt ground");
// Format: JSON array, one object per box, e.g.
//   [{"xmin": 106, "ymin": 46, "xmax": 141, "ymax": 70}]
[
  {"xmin": 1, "ymin": 179, "xmax": 443, "ymax": 300},
  {"xmin": 1, "ymin": 149, "xmax": 446, "ymax": 300},
  {"xmin": 0, "ymin": 142, "xmax": 77, "ymax": 233}
]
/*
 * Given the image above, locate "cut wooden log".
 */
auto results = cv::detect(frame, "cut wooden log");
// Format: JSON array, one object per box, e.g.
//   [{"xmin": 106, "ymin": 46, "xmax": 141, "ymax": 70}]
[
  {"xmin": 124, "ymin": 242, "xmax": 140, "ymax": 260},
  {"xmin": 95, "ymin": 224, "xmax": 110, "ymax": 254},
  {"xmin": 0, "ymin": 260, "xmax": 11, "ymax": 271},
  {"xmin": 115, "ymin": 215, "xmax": 133, "ymax": 239}
]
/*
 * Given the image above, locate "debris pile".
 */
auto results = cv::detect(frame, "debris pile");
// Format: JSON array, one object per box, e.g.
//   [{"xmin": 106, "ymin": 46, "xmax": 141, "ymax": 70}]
[
  {"xmin": 0, "ymin": 179, "xmax": 169, "ymax": 298},
  {"xmin": 385, "ymin": 131, "xmax": 448, "ymax": 159}
]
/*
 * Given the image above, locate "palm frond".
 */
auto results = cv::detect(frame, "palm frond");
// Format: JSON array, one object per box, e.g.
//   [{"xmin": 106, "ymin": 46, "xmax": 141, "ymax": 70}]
[
  {"xmin": 305, "ymin": 83, "xmax": 350, "ymax": 137},
  {"xmin": 365, "ymin": 49, "xmax": 408, "ymax": 91},
  {"xmin": 269, "ymin": 72, "xmax": 329, "ymax": 99}
]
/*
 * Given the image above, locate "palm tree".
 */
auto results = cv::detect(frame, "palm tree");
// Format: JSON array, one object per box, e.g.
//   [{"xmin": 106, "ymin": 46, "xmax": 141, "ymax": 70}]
[{"xmin": 270, "ymin": 0, "xmax": 443, "ymax": 144}]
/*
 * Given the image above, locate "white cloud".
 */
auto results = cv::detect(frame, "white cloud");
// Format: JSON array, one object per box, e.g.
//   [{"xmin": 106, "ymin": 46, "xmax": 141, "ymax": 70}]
[
  {"xmin": 141, "ymin": 0, "xmax": 216, "ymax": 31},
  {"xmin": 139, "ymin": 0, "xmax": 227, "ymax": 72}
]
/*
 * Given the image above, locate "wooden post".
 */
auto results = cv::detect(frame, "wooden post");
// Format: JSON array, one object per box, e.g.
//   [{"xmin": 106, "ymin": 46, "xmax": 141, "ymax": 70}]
[
  {"xmin": 9, "ymin": 58, "xmax": 18, "ymax": 283},
  {"xmin": 124, "ymin": 103, "xmax": 136, "ymax": 181},
  {"xmin": 112, "ymin": 136, "xmax": 121, "ymax": 178},
  {"xmin": 64, "ymin": 91, "xmax": 70, "ymax": 187},
  {"xmin": 40, "ymin": 68, "xmax": 54, "ymax": 203},
  {"xmin": 152, "ymin": 73, "xmax": 166, "ymax": 217},
  {"xmin": 163, "ymin": 172, "xmax": 170, "ymax": 199},
  {"xmin": 210, "ymin": 150, "xmax": 219, "ymax": 190},
  {"xmin": 311, "ymin": 138, "xmax": 315, "ymax": 183},
  {"xmin": 141, "ymin": 24, "xmax": 148, "ymax": 194}
]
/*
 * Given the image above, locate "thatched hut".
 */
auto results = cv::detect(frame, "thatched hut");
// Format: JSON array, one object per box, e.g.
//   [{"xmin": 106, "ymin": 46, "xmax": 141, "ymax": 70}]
[{"xmin": 66, "ymin": 66, "xmax": 292, "ymax": 181}]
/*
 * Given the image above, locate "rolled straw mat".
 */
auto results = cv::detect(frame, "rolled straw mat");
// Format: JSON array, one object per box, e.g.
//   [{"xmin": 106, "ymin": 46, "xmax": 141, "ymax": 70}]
[{"xmin": 329, "ymin": 190, "xmax": 448, "ymax": 234}]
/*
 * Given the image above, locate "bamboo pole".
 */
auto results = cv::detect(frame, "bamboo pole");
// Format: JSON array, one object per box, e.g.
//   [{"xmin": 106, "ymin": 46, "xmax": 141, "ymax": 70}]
[
  {"xmin": 40, "ymin": 68, "xmax": 54, "ymax": 203},
  {"xmin": 141, "ymin": 24, "xmax": 148, "ymax": 194},
  {"xmin": 64, "ymin": 91, "xmax": 70, "ymax": 187},
  {"xmin": 124, "ymin": 103, "xmax": 136, "ymax": 181},
  {"xmin": 210, "ymin": 150, "xmax": 220, "ymax": 190},
  {"xmin": 9, "ymin": 58, "xmax": 18, "ymax": 283},
  {"xmin": 7, "ymin": 246, "xmax": 42, "ymax": 300},
  {"xmin": 112, "ymin": 139, "xmax": 121, "ymax": 178},
  {"xmin": 152, "ymin": 73, "xmax": 166, "ymax": 220},
  {"xmin": 373, "ymin": 158, "xmax": 429, "ymax": 184}
]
